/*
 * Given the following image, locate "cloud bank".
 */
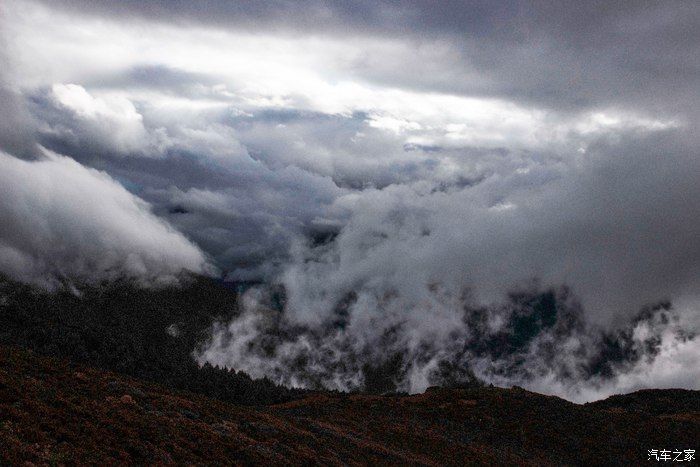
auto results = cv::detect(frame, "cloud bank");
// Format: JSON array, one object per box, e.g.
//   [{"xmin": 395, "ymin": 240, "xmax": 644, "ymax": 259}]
[
  {"xmin": 0, "ymin": 150, "xmax": 212, "ymax": 288},
  {"xmin": 195, "ymin": 127, "xmax": 700, "ymax": 401},
  {"xmin": 1, "ymin": 0, "xmax": 698, "ymax": 399}
]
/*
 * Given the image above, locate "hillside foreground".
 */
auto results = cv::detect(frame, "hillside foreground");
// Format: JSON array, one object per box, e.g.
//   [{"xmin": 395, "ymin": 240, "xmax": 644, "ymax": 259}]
[{"xmin": 1, "ymin": 345, "xmax": 698, "ymax": 465}]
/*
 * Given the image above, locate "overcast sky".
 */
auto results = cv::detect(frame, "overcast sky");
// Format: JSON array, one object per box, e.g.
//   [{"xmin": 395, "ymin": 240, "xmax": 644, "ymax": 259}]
[{"xmin": 1, "ymin": 0, "xmax": 698, "ymax": 400}]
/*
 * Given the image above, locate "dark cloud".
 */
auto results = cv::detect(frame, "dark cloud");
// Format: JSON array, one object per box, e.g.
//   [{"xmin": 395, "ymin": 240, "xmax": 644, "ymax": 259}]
[
  {"xmin": 0, "ymin": 35, "xmax": 38, "ymax": 158},
  {"xmin": 2, "ymin": 0, "xmax": 699, "ymax": 397},
  {"xmin": 34, "ymin": 0, "xmax": 700, "ymax": 113},
  {"xmin": 27, "ymin": 82, "xmax": 492, "ymax": 275},
  {"xmin": 0, "ymin": 85, "xmax": 37, "ymax": 158}
]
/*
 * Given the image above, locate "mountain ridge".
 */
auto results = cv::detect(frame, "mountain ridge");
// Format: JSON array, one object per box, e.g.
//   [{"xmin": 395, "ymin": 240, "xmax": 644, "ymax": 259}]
[{"xmin": 1, "ymin": 344, "xmax": 698, "ymax": 465}]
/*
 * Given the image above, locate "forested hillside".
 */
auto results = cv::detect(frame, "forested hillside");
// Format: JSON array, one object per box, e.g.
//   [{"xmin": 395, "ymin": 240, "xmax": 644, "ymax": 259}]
[{"xmin": 0, "ymin": 275, "xmax": 303, "ymax": 405}]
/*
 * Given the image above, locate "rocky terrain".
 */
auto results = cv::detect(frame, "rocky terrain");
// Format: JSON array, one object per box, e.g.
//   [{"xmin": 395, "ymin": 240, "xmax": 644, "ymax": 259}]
[{"xmin": 1, "ymin": 344, "xmax": 698, "ymax": 465}]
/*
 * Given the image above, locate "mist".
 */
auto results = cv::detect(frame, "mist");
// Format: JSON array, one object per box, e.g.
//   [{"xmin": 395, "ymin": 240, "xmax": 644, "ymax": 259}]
[{"xmin": 1, "ymin": 0, "xmax": 698, "ymax": 401}]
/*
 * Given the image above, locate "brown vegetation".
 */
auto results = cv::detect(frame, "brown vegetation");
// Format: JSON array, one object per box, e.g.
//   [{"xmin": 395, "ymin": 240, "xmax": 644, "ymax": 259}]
[{"xmin": 1, "ymin": 345, "xmax": 698, "ymax": 465}]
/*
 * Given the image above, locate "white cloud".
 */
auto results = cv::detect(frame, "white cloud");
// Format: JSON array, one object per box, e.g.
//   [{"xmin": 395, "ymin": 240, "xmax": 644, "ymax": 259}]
[
  {"xmin": 0, "ymin": 149, "xmax": 213, "ymax": 287},
  {"xmin": 6, "ymin": 0, "xmax": 677, "ymax": 159},
  {"xmin": 196, "ymin": 128, "xmax": 700, "ymax": 397},
  {"xmin": 3, "ymin": 0, "xmax": 699, "ymax": 399},
  {"xmin": 46, "ymin": 84, "xmax": 166, "ymax": 155}
]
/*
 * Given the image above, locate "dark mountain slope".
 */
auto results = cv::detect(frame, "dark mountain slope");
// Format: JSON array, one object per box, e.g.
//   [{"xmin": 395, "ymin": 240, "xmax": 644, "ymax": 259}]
[
  {"xmin": 587, "ymin": 388, "xmax": 700, "ymax": 416},
  {"xmin": 1, "ymin": 345, "xmax": 698, "ymax": 465},
  {"xmin": 0, "ymin": 275, "xmax": 302, "ymax": 405}
]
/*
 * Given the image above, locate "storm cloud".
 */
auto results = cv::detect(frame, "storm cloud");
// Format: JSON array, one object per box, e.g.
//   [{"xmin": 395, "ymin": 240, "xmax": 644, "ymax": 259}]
[
  {"xmin": 26, "ymin": 0, "xmax": 700, "ymax": 115},
  {"xmin": 1, "ymin": 0, "xmax": 698, "ymax": 399}
]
